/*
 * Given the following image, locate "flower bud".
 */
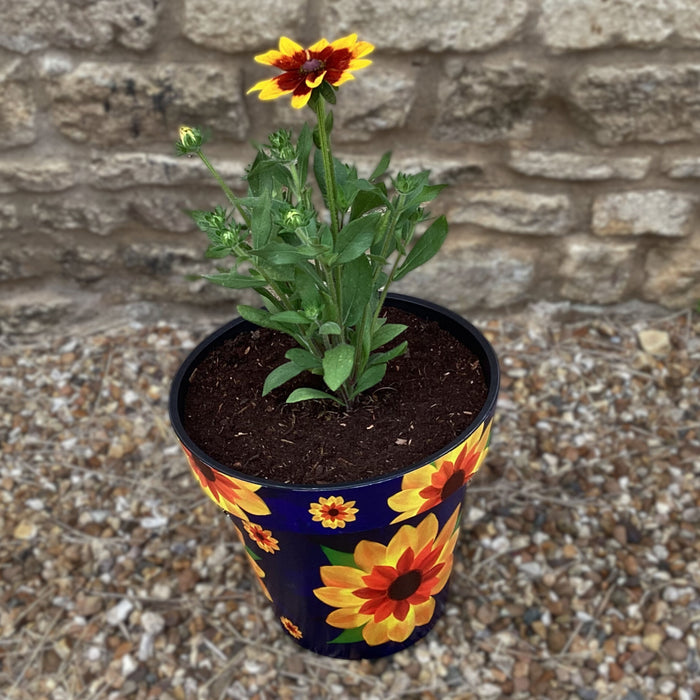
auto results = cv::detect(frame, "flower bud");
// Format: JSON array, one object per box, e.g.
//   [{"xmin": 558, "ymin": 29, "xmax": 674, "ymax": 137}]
[{"xmin": 178, "ymin": 125, "xmax": 202, "ymax": 152}]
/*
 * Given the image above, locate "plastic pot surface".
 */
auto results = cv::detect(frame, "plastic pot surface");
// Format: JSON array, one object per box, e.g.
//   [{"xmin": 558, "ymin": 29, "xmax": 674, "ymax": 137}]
[{"xmin": 169, "ymin": 294, "xmax": 499, "ymax": 659}]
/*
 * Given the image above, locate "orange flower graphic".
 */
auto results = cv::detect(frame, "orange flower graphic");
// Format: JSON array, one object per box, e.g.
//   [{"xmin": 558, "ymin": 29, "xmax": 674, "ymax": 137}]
[
  {"xmin": 185, "ymin": 449, "xmax": 270, "ymax": 521},
  {"xmin": 233, "ymin": 525, "xmax": 272, "ymax": 601},
  {"xmin": 248, "ymin": 34, "xmax": 374, "ymax": 109},
  {"xmin": 387, "ymin": 420, "xmax": 492, "ymax": 524},
  {"xmin": 243, "ymin": 522, "xmax": 280, "ymax": 554},
  {"xmin": 281, "ymin": 616, "xmax": 303, "ymax": 639},
  {"xmin": 309, "ymin": 496, "xmax": 358, "ymax": 529},
  {"xmin": 314, "ymin": 506, "xmax": 461, "ymax": 646}
]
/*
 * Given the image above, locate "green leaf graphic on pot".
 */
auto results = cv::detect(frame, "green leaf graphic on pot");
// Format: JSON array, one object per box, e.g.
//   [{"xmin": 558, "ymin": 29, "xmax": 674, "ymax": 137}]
[
  {"xmin": 387, "ymin": 419, "xmax": 492, "ymax": 524},
  {"xmin": 309, "ymin": 496, "xmax": 358, "ymax": 529},
  {"xmin": 184, "ymin": 447, "xmax": 271, "ymax": 521},
  {"xmin": 314, "ymin": 505, "xmax": 460, "ymax": 646}
]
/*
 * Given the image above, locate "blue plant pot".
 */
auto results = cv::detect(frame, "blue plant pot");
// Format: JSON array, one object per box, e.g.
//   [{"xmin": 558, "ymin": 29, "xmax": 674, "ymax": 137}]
[{"xmin": 169, "ymin": 294, "xmax": 499, "ymax": 659}]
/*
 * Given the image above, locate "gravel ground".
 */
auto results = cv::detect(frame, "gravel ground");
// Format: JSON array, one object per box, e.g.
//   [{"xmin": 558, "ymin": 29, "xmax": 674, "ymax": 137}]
[{"xmin": 1, "ymin": 303, "xmax": 699, "ymax": 700}]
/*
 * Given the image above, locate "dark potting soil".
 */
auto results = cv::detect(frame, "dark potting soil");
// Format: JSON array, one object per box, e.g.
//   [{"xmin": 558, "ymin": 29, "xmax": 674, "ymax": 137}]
[{"xmin": 182, "ymin": 308, "xmax": 488, "ymax": 485}]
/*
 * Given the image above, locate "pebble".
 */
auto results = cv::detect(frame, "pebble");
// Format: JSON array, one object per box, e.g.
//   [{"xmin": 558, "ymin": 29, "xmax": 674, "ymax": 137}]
[
  {"xmin": 637, "ymin": 329, "xmax": 671, "ymax": 355},
  {"xmin": 2, "ymin": 308, "xmax": 698, "ymax": 699}
]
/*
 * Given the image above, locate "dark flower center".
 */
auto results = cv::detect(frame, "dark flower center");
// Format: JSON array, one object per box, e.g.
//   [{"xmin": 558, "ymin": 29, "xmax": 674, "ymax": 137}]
[
  {"xmin": 388, "ymin": 570, "xmax": 422, "ymax": 600},
  {"xmin": 440, "ymin": 470, "xmax": 466, "ymax": 501},
  {"xmin": 199, "ymin": 464, "xmax": 216, "ymax": 483},
  {"xmin": 301, "ymin": 58, "xmax": 324, "ymax": 73},
  {"xmin": 327, "ymin": 507, "xmax": 339, "ymax": 517}
]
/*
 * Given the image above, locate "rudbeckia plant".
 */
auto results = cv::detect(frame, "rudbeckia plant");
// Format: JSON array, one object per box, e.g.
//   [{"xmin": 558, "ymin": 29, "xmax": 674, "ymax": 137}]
[
  {"xmin": 169, "ymin": 33, "xmax": 500, "ymax": 659},
  {"xmin": 176, "ymin": 33, "xmax": 449, "ymax": 409}
]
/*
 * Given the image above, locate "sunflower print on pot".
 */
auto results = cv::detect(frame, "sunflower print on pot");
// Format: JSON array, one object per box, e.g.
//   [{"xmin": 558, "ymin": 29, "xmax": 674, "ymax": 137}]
[
  {"xmin": 313, "ymin": 505, "xmax": 461, "ymax": 646},
  {"xmin": 184, "ymin": 448, "xmax": 270, "ymax": 521},
  {"xmin": 243, "ymin": 522, "xmax": 280, "ymax": 554},
  {"xmin": 232, "ymin": 523, "xmax": 273, "ymax": 601},
  {"xmin": 309, "ymin": 496, "xmax": 358, "ymax": 529},
  {"xmin": 387, "ymin": 419, "xmax": 492, "ymax": 524},
  {"xmin": 281, "ymin": 616, "xmax": 303, "ymax": 639}
]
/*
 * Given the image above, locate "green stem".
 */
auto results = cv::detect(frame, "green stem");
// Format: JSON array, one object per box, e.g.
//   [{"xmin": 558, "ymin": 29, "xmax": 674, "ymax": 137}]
[{"xmin": 197, "ymin": 150, "xmax": 250, "ymax": 227}]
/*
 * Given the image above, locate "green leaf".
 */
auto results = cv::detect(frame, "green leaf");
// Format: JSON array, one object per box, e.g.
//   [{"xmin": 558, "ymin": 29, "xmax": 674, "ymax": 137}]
[
  {"xmin": 340, "ymin": 256, "xmax": 372, "ymax": 326},
  {"xmin": 350, "ymin": 187, "xmax": 388, "ymax": 220},
  {"xmin": 204, "ymin": 272, "xmax": 268, "ymax": 289},
  {"xmin": 319, "ymin": 322, "xmax": 342, "ymax": 335},
  {"xmin": 322, "ymin": 343, "xmax": 355, "ymax": 392},
  {"xmin": 262, "ymin": 361, "xmax": 306, "ymax": 396},
  {"xmin": 236, "ymin": 305, "xmax": 285, "ymax": 331},
  {"xmin": 245, "ymin": 545, "xmax": 261, "ymax": 561},
  {"xmin": 394, "ymin": 215, "xmax": 449, "ymax": 281},
  {"xmin": 371, "ymin": 323, "xmax": 407, "ymax": 350},
  {"xmin": 296, "ymin": 123, "xmax": 313, "ymax": 184},
  {"xmin": 320, "ymin": 545, "xmax": 358, "ymax": 568},
  {"xmin": 270, "ymin": 310, "xmax": 312, "ymax": 325},
  {"xmin": 370, "ymin": 151, "xmax": 392, "ymax": 181},
  {"xmin": 329, "ymin": 627, "xmax": 367, "ymax": 644},
  {"xmin": 353, "ymin": 363, "xmax": 387, "ymax": 396},
  {"xmin": 286, "ymin": 387, "xmax": 343, "ymax": 405},
  {"xmin": 333, "ymin": 214, "xmax": 380, "ymax": 265},
  {"xmin": 369, "ymin": 340, "xmax": 408, "ymax": 367},
  {"xmin": 285, "ymin": 348, "xmax": 322, "ymax": 370}
]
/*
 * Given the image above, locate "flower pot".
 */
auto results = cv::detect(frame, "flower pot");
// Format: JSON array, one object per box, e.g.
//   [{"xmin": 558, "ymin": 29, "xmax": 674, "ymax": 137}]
[{"xmin": 169, "ymin": 294, "xmax": 499, "ymax": 659}]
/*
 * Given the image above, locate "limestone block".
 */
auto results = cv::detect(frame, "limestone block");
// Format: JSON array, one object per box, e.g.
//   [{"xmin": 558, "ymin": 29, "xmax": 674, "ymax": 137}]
[
  {"xmin": 509, "ymin": 150, "xmax": 650, "ymax": 181},
  {"xmin": 0, "ymin": 160, "xmax": 76, "ymax": 193},
  {"xmin": 89, "ymin": 152, "xmax": 247, "ymax": 190},
  {"xmin": 434, "ymin": 60, "xmax": 548, "ymax": 142},
  {"xmin": 47, "ymin": 63, "xmax": 249, "ymax": 146},
  {"xmin": 319, "ymin": 0, "xmax": 528, "ymax": 52},
  {"xmin": 539, "ymin": 0, "xmax": 700, "ymax": 52},
  {"xmin": 559, "ymin": 237, "xmax": 636, "ymax": 304},
  {"xmin": 0, "ymin": 0, "xmax": 161, "ymax": 53},
  {"xmin": 449, "ymin": 190, "xmax": 572, "ymax": 235},
  {"xmin": 0, "ymin": 203, "xmax": 20, "ymax": 231},
  {"xmin": 592, "ymin": 191, "xmax": 696, "ymax": 237},
  {"xmin": 32, "ymin": 196, "xmax": 127, "ymax": 236},
  {"xmin": 0, "ymin": 60, "xmax": 36, "ymax": 147},
  {"xmin": 663, "ymin": 157, "xmax": 700, "ymax": 178},
  {"xmin": 183, "ymin": 0, "xmax": 308, "ymax": 52},
  {"xmin": 394, "ymin": 235, "xmax": 535, "ymax": 310},
  {"xmin": 569, "ymin": 64, "xmax": 700, "ymax": 144},
  {"xmin": 643, "ymin": 236, "xmax": 700, "ymax": 308}
]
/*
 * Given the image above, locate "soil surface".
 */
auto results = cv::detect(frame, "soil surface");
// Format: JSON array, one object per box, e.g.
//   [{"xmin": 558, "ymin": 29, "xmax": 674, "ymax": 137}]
[{"xmin": 182, "ymin": 308, "xmax": 489, "ymax": 484}]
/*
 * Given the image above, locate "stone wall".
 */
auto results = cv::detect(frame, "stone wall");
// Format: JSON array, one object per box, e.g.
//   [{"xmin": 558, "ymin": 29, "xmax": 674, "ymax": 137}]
[{"xmin": 2, "ymin": 0, "xmax": 700, "ymax": 330}]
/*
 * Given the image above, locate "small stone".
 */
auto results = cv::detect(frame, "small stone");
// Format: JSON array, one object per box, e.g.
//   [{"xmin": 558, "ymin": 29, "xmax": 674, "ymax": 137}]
[
  {"xmin": 661, "ymin": 639, "xmax": 688, "ymax": 661},
  {"xmin": 642, "ymin": 631, "xmax": 664, "ymax": 652},
  {"xmin": 105, "ymin": 599, "xmax": 134, "ymax": 626},
  {"xmin": 608, "ymin": 662, "xmax": 624, "ymax": 682},
  {"xmin": 637, "ymin": 329, "xmax": 671, "ymax": 356},
  {"xmin": 13, "ymin": 520, "xmax": 37, "ymax": 540},
  {"xmin": 547, "ymin": 626, "xmax": 568, "ymax": 654}
]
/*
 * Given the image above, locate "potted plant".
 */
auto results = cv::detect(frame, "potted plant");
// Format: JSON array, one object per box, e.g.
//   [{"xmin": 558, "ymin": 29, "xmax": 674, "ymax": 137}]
[{"xmin": 169, "ymin": 33, "xmax": 499, "ymax": 659}]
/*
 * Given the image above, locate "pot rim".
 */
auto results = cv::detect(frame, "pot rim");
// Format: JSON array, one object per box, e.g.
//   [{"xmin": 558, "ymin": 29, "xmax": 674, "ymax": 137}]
[{"xmin": 169, "ymin": 293, "xmax": 500, "ymax": 491}]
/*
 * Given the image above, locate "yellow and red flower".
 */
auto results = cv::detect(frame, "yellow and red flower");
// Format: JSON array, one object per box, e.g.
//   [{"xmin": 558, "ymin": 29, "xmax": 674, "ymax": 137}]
[
  {"xmin": 309, "ymin": 495, "xmax": 358, "ymax": 529},
  {"xmin": 243, "ymin": 521, "xmax": 280, "ymax": 554},
  {"xmin": 184, "ymin": 448, "xmax": 270, "ymax": 521},
  {"xmin": 281, "ymin": 616, "xmax": 303, "ymax": 639},
  {"xmin": 247, "ymin": 34, "xmax": 374, "ymax": 109},
  {"xmin": 387, "ymin": 420, "xmax": 492, "ymax": 524},
  {"xmin": 313, "ymin": 505, "xmax": 461, "ymax": 646}
]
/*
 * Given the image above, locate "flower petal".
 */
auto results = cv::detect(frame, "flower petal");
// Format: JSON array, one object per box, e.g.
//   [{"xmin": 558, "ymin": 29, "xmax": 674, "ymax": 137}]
[{"xmin": 279, "ymin": 36, "xmax": 304, "ymax": 56}]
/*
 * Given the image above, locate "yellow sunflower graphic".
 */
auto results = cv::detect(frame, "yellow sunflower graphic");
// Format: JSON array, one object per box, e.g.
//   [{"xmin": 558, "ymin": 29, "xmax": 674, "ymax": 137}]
[
  {"xmin": 243, "ymin": 522, "xmax": 280, "ymax": 554},
  {"xmin": 281, "ymin": 616, "xmax": 303, "ymax": 639},
  {"xmin": 313, "ymin": 505, "xmax": 461, "ymax": 646},
  {"xmin": 184, "ymin": 448, "xmax": 270, "ymax": 521},
  {"xmin": 309, "ymin": 496, "xmax": 358, "ymax": 529},
  {"xmin": 248, "ymin": 34, "xmax": 374, "ymax": 109},
  {"xmin": 387, "ymin": 420, "xmax": 492, "ymax": 524}
]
